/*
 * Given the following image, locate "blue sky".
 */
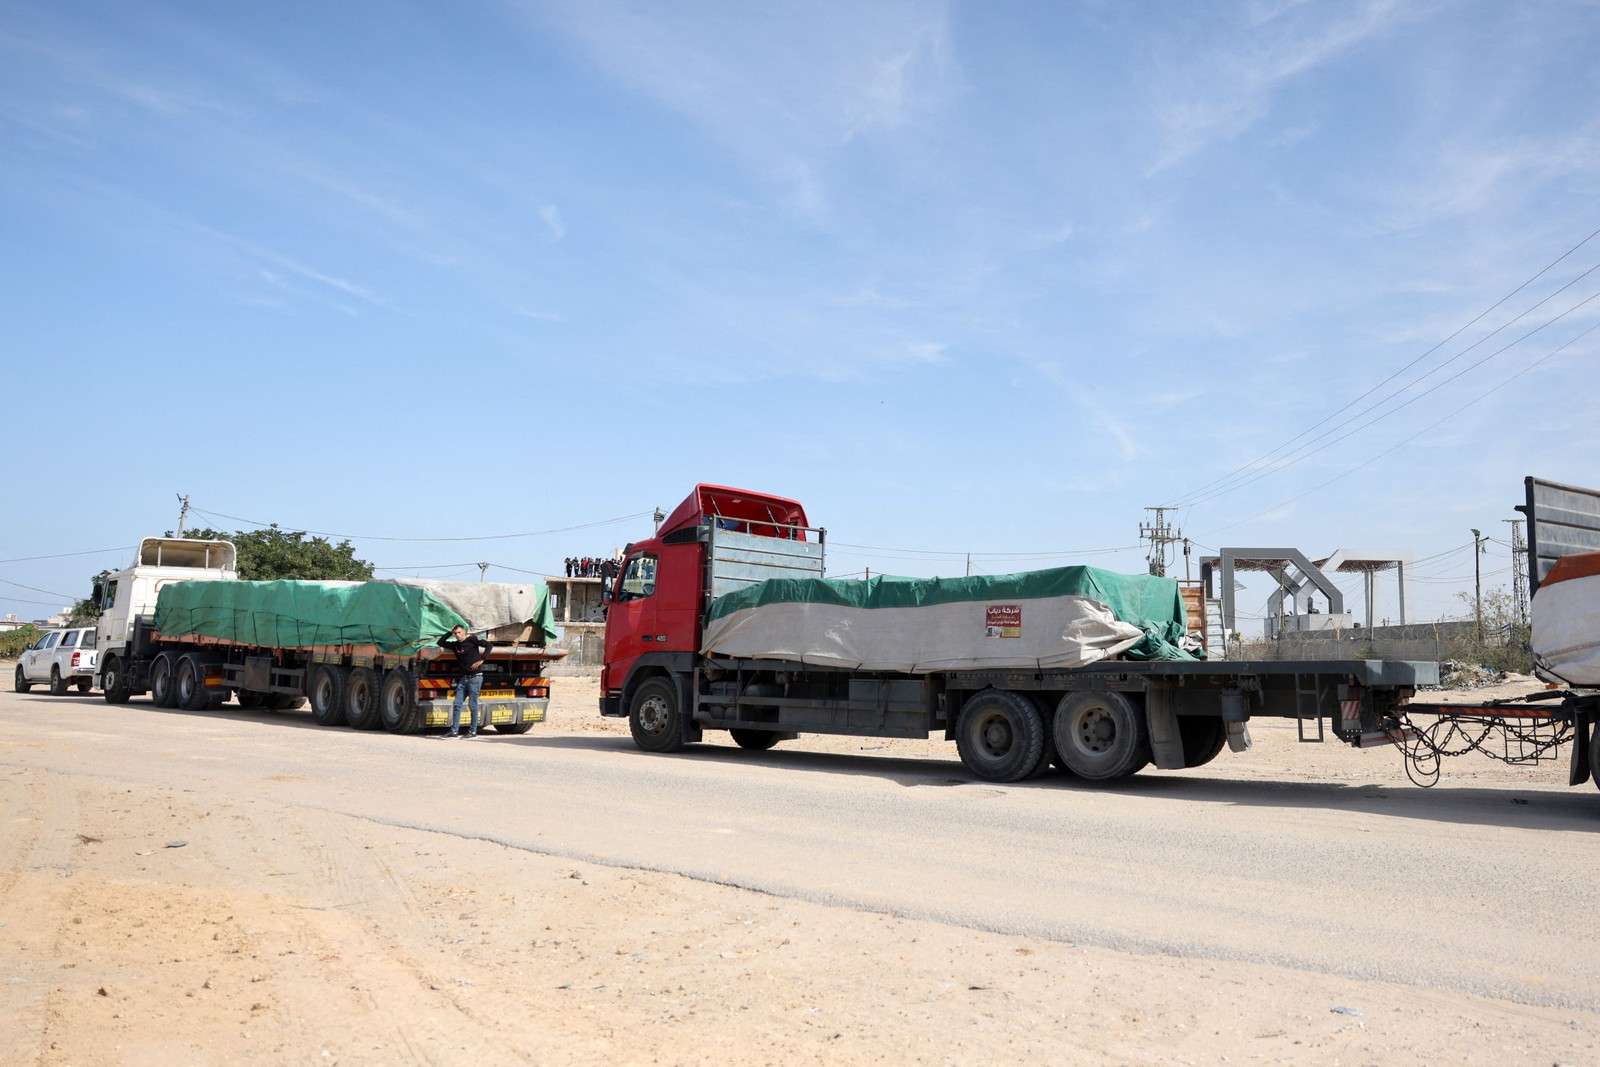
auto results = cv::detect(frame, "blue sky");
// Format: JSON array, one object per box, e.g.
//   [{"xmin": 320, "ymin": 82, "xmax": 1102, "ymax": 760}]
[{"xmin": 3, "ymin": 0, "xmax": 1597, "ymax": 631}]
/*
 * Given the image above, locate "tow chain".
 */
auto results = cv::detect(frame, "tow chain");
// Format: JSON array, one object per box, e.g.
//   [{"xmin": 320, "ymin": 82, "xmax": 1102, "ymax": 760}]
[{"xmin": 1393, "ymin": 709, "xmax": 1573, "ymax": 788}]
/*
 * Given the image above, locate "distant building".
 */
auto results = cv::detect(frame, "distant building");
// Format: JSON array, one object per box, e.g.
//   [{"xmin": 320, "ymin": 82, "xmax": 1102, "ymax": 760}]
[{"xmin": 545, "ymin": 576, "xmax": 605, "ymax": 666}]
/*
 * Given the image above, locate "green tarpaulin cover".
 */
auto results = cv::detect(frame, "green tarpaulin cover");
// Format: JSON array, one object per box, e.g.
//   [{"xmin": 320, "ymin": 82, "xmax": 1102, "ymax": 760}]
[
  {"xmin": 153, "ymin": 579, "xmax": 556, "ymax": 655},
  {"xmin": 705, "ymin": 566, "xmax": 1198, "ymax": 663}
]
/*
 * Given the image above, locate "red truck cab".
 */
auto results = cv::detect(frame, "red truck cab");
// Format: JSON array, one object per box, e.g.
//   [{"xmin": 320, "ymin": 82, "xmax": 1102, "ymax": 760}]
[{"xmin": 599, "ymin": 484, "xmax": 812, "ymax": 718}]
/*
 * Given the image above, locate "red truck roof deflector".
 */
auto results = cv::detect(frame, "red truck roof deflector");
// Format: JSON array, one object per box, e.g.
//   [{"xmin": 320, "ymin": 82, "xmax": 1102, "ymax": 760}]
[{"xmin": 658, "ymin": 484, "xmax": 810, "ymax": 539}]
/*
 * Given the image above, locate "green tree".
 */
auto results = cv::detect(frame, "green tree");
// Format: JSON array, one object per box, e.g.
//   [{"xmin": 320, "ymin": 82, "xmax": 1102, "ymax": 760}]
[
  {"xmin": 1, "ymin": 624, "xmax": 42, "ymax": 658},
  {"xmin": 167, "ymin": 526, "xmax": 375, "ymax": 582}
]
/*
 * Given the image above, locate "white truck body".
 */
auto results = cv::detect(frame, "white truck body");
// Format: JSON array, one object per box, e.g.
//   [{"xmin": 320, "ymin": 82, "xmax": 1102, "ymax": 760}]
[{"xmin": 93, "ymin": 537, "xmax": 237, "ymax": 690}]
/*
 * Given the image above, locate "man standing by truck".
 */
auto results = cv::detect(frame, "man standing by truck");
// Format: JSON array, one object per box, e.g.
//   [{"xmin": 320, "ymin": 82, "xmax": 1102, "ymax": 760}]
[{"xmin": 438, "ymin": 624, "xmax": 493, "ymax": 738}]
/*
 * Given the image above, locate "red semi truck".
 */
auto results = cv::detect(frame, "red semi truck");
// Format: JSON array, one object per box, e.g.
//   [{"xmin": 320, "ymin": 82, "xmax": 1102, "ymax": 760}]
[{"xmin": 599, "ymin": 484, "xmax": 1440, "ymax": 783}]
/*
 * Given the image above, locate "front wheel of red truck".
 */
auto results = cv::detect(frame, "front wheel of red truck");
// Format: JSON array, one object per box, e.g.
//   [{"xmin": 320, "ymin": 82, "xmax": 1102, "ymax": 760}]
[{"xmin": 629, "ymin": 677, "xmax": 686, "ymax": 753}]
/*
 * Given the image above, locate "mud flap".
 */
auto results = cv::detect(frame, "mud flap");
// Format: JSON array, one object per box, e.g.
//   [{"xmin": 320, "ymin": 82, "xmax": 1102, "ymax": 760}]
[
  {"xmin": 1145, "ymin": 687, "xmax": 1184, "ymax": 770},
  {"xmin": 1226, "ymin": 720, "xmax": 1252, "ymax": 753}
]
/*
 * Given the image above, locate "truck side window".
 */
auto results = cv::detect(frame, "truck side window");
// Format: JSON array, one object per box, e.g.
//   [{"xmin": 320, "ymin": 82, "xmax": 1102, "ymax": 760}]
[
  {"xmin": 61, "ymin": 632, "xmax": 79, "ymax": 647},
  {"xmin": 617, "ymin": 555, "xmax": 657, "ymax": 601},
  {"xmin": 103, "ymin": 580, "xmax": 118, "ymax": 611}
]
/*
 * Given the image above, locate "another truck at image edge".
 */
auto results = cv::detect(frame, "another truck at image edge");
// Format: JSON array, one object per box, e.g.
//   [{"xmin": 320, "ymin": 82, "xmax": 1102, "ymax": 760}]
[{"xmin": 92, "ymin": 538, "xmax": 560, "ymax": 733}]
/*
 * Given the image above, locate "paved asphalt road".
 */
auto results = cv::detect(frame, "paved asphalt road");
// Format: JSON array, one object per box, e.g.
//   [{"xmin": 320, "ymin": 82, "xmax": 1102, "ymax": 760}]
[{"xmin": 4, "ymin": 687, "xmax": 1598, "ymax": 1011}]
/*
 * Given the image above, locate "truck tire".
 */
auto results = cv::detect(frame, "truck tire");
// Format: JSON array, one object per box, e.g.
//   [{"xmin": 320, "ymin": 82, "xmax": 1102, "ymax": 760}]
[
  {"xmin": 236, "ymin": 690, "xmax": 267, "ymax": 710},
  {"xmin": 150, "ymin": 653, "xmax": 179, "ymax": 708},
  {"xmin": 1179, "ymin": 716, "xmax": 1227, "ymax": 769},
  {"xmin": 379, "ymin": 669, "xmax": 422, "ymax": 734},
  {"xmin": 101, "ymin": 657, "xmax": 131, "ymax": 704},
  {"xmin": 308, "ymin": 665, "xmax": 347, "ymax": 726},
  {"xmin": 955, "ymin": 689, "xmax": 1047, "ymax": 783},
  {"xmin": 1590, "ymin": 725, "xmax": 1600, "ymax": 794},
  {"xmin": 14, "ymin": 665, "xmax": 31, "ymax": 693},
  {"xmin": 1053, "ymin": 691, "xmax": 1151, "ymax": 780},
  {"xmin": 76, "ymin": 678, "xmax": 92, "ymax": 693},
  {"xmin": 730, "ymin": 728, "xmax": 780, "ymax": 750},
  {"xmin": 629, "ymin": 677, "xmax": 687, "ymax": 753},
  {"xmin": 176, "ymin": 656, "xmax": 211, "ymax": 711},
  {"xmin": 268, "ymin": 694, "xmax": 306, "ymax": 711},
  {"xmin": 344, "ymin": 667, "xmax": 383, "ymax": 730},
  {"xmin": 49, "ymin": 666, "xmax": 69, "ymax": 696},
  {"xmin": 494, "ymin": 721, "xmax": 536, "ymax": 735}
]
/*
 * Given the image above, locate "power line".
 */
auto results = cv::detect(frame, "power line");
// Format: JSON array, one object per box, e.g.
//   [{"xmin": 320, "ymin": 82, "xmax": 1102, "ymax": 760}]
[
  {"xmin": 1176, "ymin": 281, "xmax": 1600, "ymax": 510},
  {"xmin": 1198, "ymin": 314, "xmax": 1600, "ymax": 537},
  {"xmin": 1166, "ymin": 225, "xmax": 1600, "ymax": 510},
  {"xmin": 185, "ymin": 505, "xmax": 654, "ymax": 544}
]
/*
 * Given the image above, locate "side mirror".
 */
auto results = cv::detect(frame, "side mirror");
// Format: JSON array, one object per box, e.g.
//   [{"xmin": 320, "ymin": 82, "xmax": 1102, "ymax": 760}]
[{"xmin": 90, "ymin": 579, "xmax": 104, "ymax": 611}]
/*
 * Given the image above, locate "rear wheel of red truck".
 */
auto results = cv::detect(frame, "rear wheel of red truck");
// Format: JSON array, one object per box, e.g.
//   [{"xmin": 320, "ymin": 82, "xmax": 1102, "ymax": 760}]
[
  {"xmin": 955, "ymin": 689, "xmax": 1047, "ymax": 783},
  {"xmin": 344, "ymin": 668, "xmax": 382, "ymax": 730},
  {"xmin": 379, "ymin": 669, "xmax": 422, "ymax": 734},
  {"xmin": 1053, "ymin": 691, "xmax": 1150, "ymax": 780},
  {"xmin": 308, "ymin": 665, "xmax": 347, "ymax": 726},
  {"xmin": 629, "ymin": 677, "xmax": 686, "ymax": 753},
  {"xmin": 1179, "ymin": 715, "xmax": 1227, "ymax": 769}
]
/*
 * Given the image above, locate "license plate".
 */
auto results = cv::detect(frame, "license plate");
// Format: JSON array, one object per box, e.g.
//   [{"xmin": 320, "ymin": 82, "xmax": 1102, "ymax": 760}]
[{"xmin": 480, "ymin": 689, "xmax": 514, "ymax": 698}]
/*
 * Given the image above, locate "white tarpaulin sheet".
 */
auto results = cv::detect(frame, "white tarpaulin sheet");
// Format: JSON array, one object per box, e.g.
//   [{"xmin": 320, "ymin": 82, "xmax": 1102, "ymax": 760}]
[
  {"xmin": 701, "ymin": 594, "xmax": 1147, "ymax": 672},
  {"xmin": 377, "ymin": 579, "xmax": 548, "ymax": 634},
  {"xmin": 1532, "ymin": 573, "xmax": 1600, "ymax": 686}
]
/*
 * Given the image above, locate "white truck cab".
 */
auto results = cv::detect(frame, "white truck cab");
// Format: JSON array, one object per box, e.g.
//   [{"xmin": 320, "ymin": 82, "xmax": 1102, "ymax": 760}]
[{"xmin": 94, "ymin": 537, "xmax": 237, "ymax": 700}]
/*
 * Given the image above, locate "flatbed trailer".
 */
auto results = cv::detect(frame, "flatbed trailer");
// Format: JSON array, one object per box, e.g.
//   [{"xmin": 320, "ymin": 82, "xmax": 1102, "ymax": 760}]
[{"xmin": 599, "ymin": 485, "xmax": 1438, "ymax": 783}]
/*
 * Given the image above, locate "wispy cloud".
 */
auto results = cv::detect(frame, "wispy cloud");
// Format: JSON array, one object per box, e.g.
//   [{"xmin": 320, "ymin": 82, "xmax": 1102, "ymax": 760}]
[
  {"xmin": 516, "ymin": 0, "xmax": 956, "ymax": 213},
  {"xmin": 539, "ymin": 204, "xmax": 566, "ymax": 240},
  {"xmin": 1148, "ymin": 0, "xmax": 1418, "ymax": 172}
]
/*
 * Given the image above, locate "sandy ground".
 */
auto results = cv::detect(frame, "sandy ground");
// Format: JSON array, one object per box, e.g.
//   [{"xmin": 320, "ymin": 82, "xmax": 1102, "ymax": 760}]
[{"xmin": 2, "ymin": 666, "xmax": 1596, "ymax": 1066}]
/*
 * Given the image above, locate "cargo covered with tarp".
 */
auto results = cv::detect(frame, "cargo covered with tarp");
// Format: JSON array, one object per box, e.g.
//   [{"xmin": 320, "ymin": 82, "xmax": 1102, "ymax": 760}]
[
  {"xmin": 701, "ymin": 566, "xmax": 1199, "ymax": 672},
  {"xmin": 152, "ymin": 578, "xmax": 557, "ymax": 656},
  {"xmin": 1532, "ymin": 551, "xmax": 1600, "ymax": 687}
]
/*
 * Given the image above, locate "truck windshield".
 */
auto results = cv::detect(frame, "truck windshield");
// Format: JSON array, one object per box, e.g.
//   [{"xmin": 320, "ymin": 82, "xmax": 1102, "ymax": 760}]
[{"xmin": 618, "ymin": 555, "xmax": 657, "ymax": 601}]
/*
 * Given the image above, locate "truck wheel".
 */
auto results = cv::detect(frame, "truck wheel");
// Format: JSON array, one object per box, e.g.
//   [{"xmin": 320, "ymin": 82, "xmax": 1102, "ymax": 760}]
[
  {"xmin": 268, "ymin": 694, "xmax": 306, "ymax": 710},
  {"xmin": 345, "ymin": 667, "xmax": 382, "ymax": 730},
  {"xmin": 13, "ymin": 665, "xmax": 31, "ymax": 693},
  {"xmin": 176, "ymin": 656, "xmax": 210, "ymax": 711},
  {"xmin": 101, "ymin": 657, "xmax": 131, "ymax": 704},
  {"xmin": 308, "ymin": 665, "xmax": 347, "ymax": 726},
  {"xmin": 1179, "ymin": 716, "xmax": 1227, "ymax": 769},
  {"xmin": 150, "ymin": 653, "xmax": 179, "ymax": 708},
  {"xmin": 730, "ymin": 728, "xmax": 780, "ymax": 751},
  {"xmin": 955, "ymin": 689, "xmax": 1047, "ymax": 783},
  {"xmin": 1590, "ymin": 725, "xmax": 1600, "ymax": 794},
  {"xmin": 236, "ymin": 690, "xmax": 266, "ymax": 710},
  {"xmin": 494, "ymin": 721, "xmax": 536, "ymax": 735},
  {"xmin": 379, "ymin": 669, "xmax": 422, "ymax": 734},
  {"xmin": 1054, "ymin": 691, "xmax": 1151, "ymax": 780},
  {"xmin": 49, "ymin": 666, "xmax": 69, "ymax": 696},
  {"xmin": 76, "ymin": 678, "xmax": 92, "ymax": 693},
  {"xmin": 629, "ymin": 677, "xmax": 686, "ymax": 753}
]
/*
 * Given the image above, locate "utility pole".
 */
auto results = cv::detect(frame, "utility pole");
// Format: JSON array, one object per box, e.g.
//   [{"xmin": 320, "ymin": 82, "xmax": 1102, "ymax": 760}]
[
  {"xmin": 175, "ymin": 493, "xmax": 190, "ymax": 537},
  {"xmin": 478, "ymin": 562, "xmax": 490, "ymax": 582},
  {"xmin": 1504, "ymin": 518, "xmax": 1528, "ymax": 626},
  {"xmin": 966, "ymin": 552, "xmax": 971, "ymax": 577},
  {"xmin": 1140, "ymin": 507, "xmax": 1182, "ymax": 577},
  {"xmin": 1471, "ymin": 528, "xmax": 1483, "ymax": 641}
]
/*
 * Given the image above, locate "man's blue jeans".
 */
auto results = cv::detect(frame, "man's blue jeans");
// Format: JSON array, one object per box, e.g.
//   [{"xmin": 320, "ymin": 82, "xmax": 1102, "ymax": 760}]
[{"xmin": 451, "ymin": 672, "xmax": 484, "ymax": 735}]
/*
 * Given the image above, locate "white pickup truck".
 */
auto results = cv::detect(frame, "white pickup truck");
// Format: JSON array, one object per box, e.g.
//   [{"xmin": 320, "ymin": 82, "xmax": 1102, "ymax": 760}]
[{"xmin": 14, "ymin": 626, "xmax": 98, "ymax": 695}]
